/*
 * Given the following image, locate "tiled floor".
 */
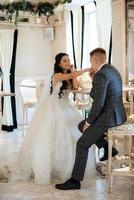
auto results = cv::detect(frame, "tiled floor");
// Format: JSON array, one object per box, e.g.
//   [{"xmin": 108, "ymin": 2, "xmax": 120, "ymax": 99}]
[{"xmin": 0, "ymin": 129, "xmax": 134, "ymax": 200}]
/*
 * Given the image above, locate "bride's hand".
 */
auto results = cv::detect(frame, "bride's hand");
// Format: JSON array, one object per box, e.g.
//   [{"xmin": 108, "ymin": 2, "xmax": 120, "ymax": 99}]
[
  {"xmin": 81, "ymin": 68, "xmax": 90, "ymax": 73},
  {"xmin": 68, "ymin": 64, "xmax": 74, "ymax": 72},
  {"xmin": 71, "ymin": 68, "xmax": 90, "ymax": 78},
  {"xmin": 89, "ymin": 68, "xmax": 95, "ymax": 79}
]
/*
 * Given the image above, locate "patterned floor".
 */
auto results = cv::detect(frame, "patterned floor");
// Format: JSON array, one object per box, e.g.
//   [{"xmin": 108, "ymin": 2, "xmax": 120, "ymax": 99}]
[{"xmin": 0, "ymin": 129, "xmax": 134, "ymax": 200}]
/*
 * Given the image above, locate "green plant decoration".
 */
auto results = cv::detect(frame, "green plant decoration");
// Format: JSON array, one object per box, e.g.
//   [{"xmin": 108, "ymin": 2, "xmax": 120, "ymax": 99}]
[{"xmin": 0, "ymin": 0, "xmax": 72, "ymax": 25}]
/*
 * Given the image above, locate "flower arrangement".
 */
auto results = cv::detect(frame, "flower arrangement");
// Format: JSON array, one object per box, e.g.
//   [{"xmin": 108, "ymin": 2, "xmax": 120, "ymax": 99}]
[{"xmin": 0, "ymin": 0, "xmax": 72, "ymax": 25}]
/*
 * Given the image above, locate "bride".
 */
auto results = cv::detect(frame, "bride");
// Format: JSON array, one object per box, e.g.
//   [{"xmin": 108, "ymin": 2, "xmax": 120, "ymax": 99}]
[{"xmin": 0, "ymin": 53, "xmax": 89, "ymax": 185}]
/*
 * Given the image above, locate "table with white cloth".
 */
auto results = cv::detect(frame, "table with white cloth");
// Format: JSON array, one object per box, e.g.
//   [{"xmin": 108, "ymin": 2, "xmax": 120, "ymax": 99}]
[
  {"xmin": 69, "ymin": 86, "xmax": 134, "ymax": 115},
  {"xmin": 65, "ymin": 89, "xmax": 92, "ymax": 118}
]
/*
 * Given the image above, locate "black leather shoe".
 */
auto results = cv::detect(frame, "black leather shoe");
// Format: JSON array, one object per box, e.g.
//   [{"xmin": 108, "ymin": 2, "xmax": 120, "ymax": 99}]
[
  {"xmin": 55, "ymin": 178, "xmax": 81, "ymax": 190},
  {"xmin": 100, "ymin": 147, "xmax": 118, "ymax": 162}
]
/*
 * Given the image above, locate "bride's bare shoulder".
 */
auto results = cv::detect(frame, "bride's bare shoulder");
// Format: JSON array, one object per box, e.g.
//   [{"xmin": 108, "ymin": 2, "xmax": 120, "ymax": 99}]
[{"xmin": 53, "ymin": 73, "xmax": 62, "ymax": 85}]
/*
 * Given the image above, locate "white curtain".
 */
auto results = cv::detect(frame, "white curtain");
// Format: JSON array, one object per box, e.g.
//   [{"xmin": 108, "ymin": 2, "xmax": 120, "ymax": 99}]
[
  {"xmin": 0, "ymin": 29, "xmax": 14, "ymax": 126},
  {"xmin": 66, "ymin": 2, "xmax": 98, "ymax": 69},
  {"xmin": 73, "ymin": 7, "xmax": 82, "ymax": 69},
  {"xmin": 83, "ymin": 3, "xmax": 98, "ymax": 67},
  {"xmin": 66, "ymin": 7, "xmax": 82, "ymax": 69},
  {"xmin": 96, "ymin": 0, "xmax": 112, "ymax": 58}
]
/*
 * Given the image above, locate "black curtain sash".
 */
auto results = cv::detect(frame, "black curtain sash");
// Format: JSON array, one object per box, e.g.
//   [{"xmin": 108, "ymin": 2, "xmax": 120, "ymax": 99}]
[
  {"xmin": 70, "ymin": 11, "xmax": 77, "ymax": 69},
  {"xmin": 80, "ymin": 6, "xmax": 85, "ymax": 69}
]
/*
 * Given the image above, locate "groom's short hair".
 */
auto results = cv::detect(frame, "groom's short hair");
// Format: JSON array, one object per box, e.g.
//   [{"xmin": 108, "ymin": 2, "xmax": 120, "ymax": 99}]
[
  {"xmin": 90, "ymin": 47, "xmax": 106, "ymax": 61},
  {"xmin": 90, "ymin": 47, "xmax": 106, "ymax": 56}
]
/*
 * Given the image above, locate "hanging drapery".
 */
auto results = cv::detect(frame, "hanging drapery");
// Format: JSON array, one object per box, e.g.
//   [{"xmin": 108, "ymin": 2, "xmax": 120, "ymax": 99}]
[
  {"xmin": 108, "ymin": 29, "xmax": 112, "ymax": 64},
  {"xmin": 95, "ymin": 0, "xmax": 112, "ymax": 59},
  {"xmin": 9, "ymin": 29, "xmax": 18, "ymax": 130},
  {"xmin": 70, "ymin": 10, "xmax": 77, "ymax": 69},
  {"xmin": 0, "ymin": 29, "xmax": 16, "ymax": 132},
  {"xmin": 70, "ymin": 6, "xmax": 85, "ymax": 69},
  {"xmin": 82, "ymin": 2, "xmax": 97, "ymax": 68},
  {"xmin": 80, "ymin": 6, "xmax": 85, "ymax": 69}
]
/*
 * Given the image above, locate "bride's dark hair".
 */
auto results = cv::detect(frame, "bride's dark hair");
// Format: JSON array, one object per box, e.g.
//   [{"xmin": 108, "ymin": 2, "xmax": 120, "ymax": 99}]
[{"xmin": 50, "ymin": 53, "xmax": 72, "ymax": 98}]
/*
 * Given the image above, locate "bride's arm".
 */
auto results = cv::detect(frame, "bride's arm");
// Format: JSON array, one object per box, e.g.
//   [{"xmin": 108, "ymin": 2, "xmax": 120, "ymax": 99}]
[
  {"xmin": 53, "ymin": 68, "xmax": 90, "ymax": 83},
  {"xmin": 72, "ymin": 77, "xmax": 79, "ymax": 90},
  {"xmin": 70, "ymin": 66, "xmax": 79, "ymax": 90}
]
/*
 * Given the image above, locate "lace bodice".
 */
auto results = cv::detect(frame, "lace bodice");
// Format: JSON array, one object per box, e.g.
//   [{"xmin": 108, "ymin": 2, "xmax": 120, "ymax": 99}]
[{"xmin": 52, "ymin": 81, "xmax": 63, "ymax": 96}]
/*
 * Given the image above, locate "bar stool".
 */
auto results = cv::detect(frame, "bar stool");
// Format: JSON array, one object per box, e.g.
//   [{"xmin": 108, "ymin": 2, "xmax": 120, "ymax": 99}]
[{"xmin": 107, "ymin": 121, "xmax": 134, "ymax": 193}]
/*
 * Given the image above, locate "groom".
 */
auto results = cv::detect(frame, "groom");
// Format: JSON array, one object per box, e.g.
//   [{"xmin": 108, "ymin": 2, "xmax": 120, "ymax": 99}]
[{"xmin": 55, "ymin": 47, "xmax": 127, "ymax": 190}]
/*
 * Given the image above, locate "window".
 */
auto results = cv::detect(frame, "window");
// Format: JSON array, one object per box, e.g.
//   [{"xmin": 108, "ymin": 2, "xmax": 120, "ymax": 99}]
[
  {"xmin": 66, "ymin": 3, "xmax": 98, "ymax": 69},
  {"xmin": 83, "ymin": 9, "xmax": 98, "ymax": 68}
]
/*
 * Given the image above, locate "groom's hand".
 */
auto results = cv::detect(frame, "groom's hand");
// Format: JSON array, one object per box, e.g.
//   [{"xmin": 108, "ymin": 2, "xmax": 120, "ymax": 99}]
[{"xmin": 82, "ymin": 123, "xmax": 90, "ymax": 133}]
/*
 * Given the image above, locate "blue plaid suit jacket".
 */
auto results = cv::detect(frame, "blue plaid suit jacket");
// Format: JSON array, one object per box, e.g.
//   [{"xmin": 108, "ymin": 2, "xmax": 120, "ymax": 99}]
[{"xmin": 86, "ymin": 64, "xmax": 127, "ymax": 127}]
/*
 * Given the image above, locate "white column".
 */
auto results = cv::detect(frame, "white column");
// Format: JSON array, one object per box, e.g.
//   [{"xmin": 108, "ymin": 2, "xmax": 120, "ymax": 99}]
[{"xmin": 112, "ymin": 0, "xmax": 127, "ymax": 84}]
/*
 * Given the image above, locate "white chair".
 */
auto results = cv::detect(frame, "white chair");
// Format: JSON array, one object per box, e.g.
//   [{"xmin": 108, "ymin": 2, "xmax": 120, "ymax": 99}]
[
  {"xmin": 36, "ymin": 82, "xmax": 44, "ymax": 101},
  {"xmin": 20, "ymin": 79, "xmax": 37, "ymax": 134}
]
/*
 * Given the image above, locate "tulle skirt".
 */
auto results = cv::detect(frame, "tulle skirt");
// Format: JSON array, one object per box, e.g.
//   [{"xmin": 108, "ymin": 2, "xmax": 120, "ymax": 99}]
[{"xmin": 0, "ymin": 94, "xmax": 83, "ymax": 185}]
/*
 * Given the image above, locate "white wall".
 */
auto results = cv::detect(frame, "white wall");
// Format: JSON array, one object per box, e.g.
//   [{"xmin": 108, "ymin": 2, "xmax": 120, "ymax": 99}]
[
  {"xmin": 112, "ymin": 0, "xmax": 127, "ymax": 84},
  {"xmin": 14, "ymin": 24, "xmax": 67, "ymax": 126},
  {"xmin": 0, "ymin": 22, "xmax": 67, "ymax": 126},
  {"xmin": 16, "ymin": 26, "xmax": 53, "ymax": 78},
  {"xmin": 52, "ymin": 23, "xmax": 67, "ymax": 59},
  {"xmin": 14, "ymin": 26, "xmax": 54, "ymax": 125}
]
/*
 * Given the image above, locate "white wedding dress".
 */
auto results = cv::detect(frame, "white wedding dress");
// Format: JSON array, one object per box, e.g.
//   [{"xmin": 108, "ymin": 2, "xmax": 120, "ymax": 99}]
[{"xmin": 0, "ymin": 80, "xmax": 84, "ymax": 185}]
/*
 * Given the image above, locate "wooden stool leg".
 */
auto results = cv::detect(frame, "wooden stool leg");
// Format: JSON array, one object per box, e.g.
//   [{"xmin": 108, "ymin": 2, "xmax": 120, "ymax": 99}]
[
  {"xmin": 106, "ymin": 125, "xmax": 134, "ymax": 193},
  {"xmin": 107, "ymin": 133, "xmax": 113, "ymax": 193},
  {"xmin": 132, "ymin": 136, "xmax": 134, "ymax": 169}
]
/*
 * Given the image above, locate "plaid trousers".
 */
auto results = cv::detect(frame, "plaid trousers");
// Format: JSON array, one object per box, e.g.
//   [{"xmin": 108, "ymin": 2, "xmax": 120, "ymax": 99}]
[{"xmin": 71, "ymin": 120, "xmax": 108, "ymax": 181}]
